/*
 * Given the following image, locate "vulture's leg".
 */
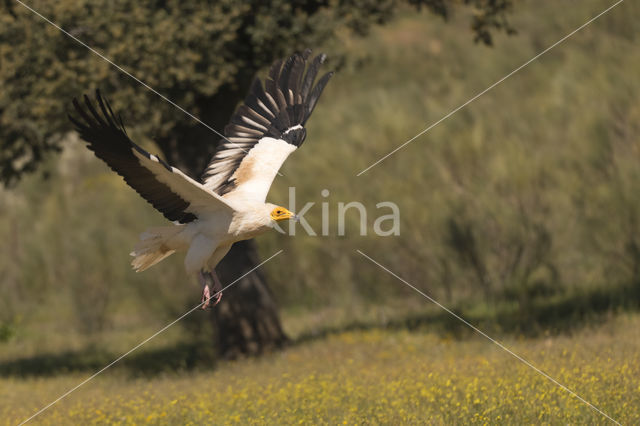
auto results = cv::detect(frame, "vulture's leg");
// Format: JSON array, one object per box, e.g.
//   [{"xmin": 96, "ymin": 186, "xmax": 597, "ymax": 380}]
[{"xmin": 199, "ymin": 269, "xmax": 212, "ymax": 310}]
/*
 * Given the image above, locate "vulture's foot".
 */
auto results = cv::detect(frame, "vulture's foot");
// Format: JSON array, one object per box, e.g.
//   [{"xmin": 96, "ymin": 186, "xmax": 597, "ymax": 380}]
[
  {"xmin": 199, "ymin": 270, "xmax": 222, "ymax": 310},
  {"xmin": 210, "ymin": 270, "xmax": 223, "ymax": 305},
  {"xmin": 200, "ymin": 282, "xmax": 211, "ymax": 310}
]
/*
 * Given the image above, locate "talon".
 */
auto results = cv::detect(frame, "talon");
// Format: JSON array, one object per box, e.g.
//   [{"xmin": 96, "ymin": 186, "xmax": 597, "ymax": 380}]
[
  {"xmin": 201, "ymin": 284, "xmax": 211, "ymax": 310},
  {"xmin": 210, "ymin": 270, "xmax": 223, "ymax": 307},
  {"xmin": 198, "ymin": 269, "xmax": 222, "ymax": 309},
  {"xmin": 212, "ymin": 289, "xmax": 222, "ymax": 306}
]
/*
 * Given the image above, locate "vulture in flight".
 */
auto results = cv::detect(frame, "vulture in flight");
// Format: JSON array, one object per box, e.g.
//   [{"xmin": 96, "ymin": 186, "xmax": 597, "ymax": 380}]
[{"xmin": 69, "ymin": 50, "xmax": 333, "ymax": 308}]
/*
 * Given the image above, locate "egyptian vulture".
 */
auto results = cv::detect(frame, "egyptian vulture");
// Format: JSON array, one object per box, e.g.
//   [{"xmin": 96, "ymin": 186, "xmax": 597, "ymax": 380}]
[{"xmin": 69, "ymin": 50, "xmax": 333, "ymax": 308}]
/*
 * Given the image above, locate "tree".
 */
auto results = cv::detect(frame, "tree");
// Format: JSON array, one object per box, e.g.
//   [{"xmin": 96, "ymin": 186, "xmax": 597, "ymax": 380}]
[{"xmin": 0, "ymin": 0, "xmax": 513, "ymax": 357}]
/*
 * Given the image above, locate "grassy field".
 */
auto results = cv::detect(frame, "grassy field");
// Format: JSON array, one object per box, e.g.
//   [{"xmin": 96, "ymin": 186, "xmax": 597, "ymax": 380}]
[{"xmin": 2, "ymin": 312, "xmax": 639, "ymax": 424}]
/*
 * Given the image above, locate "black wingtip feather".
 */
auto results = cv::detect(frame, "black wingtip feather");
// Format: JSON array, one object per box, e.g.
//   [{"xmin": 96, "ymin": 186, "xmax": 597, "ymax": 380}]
[
  {"xmin": 304, "ymin": 70, "xmax": 334, "ymax": 124},
  {"xmin": 69, "ymin": 91, "xmax": 198, "ymax": 224},
  {"xmin": 260, "ymin": 50, "xmax": 333, "ymax": 137}
]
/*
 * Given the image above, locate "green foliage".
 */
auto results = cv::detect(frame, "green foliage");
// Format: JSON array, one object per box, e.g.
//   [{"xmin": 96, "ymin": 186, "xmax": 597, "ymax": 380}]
[
  {"xmin": 0, "ymin": 0, "xmax": 512, "ymax": 182},
  {"xmin": 0, "ymin": 321, "xmax": 15, "ymax": 343}
]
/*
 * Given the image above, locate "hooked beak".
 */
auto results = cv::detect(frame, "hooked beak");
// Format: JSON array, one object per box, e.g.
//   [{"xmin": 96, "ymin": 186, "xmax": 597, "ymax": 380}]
[{"xmin": 282, "ymin": 211, "xmax": 298, "ymax": 222}]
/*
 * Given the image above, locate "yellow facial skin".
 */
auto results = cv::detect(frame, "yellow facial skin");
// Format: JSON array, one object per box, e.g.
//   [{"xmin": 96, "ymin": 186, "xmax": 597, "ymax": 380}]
[{"xmin": 270, "ymin": 206, "xmax": 296, "ymax": 221}]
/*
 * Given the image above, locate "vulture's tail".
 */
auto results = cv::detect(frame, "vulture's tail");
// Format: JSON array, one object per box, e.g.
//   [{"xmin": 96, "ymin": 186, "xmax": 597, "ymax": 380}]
[{"xmin": 130, "ymin": 226, "xmax": 182, "ymax": 272}]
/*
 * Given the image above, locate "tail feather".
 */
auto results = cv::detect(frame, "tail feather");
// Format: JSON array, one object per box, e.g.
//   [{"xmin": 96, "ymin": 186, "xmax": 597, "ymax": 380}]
[{"xmin": 130, "ymin": 226, "xmax": 181, "ymax": 272}]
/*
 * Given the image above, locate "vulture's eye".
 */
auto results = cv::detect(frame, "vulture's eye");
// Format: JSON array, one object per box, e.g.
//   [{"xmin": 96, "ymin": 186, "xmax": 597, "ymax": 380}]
[{"xmin": 276, "ymin": 210, "xmax": 282, "ymax": 214}]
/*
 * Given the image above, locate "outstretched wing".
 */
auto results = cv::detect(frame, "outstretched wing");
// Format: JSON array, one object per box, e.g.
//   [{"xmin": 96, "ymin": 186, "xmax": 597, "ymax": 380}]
[
  {"xmin": 69, "ymin": 91, "xmax": 235, "ymax": 224},
  {"xmin": 202, "ymin": 49, "xmax": 333, "ymax": 202}
]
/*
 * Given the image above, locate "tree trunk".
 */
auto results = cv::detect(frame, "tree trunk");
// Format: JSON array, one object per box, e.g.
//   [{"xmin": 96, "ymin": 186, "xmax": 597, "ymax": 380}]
[
  {"xmin": 155, "ymin": 83, "xmax": 288, "ymax": 358},
  {"xmin": 212, "ymin": 240, "xmax": 288, "ymax": 358}
]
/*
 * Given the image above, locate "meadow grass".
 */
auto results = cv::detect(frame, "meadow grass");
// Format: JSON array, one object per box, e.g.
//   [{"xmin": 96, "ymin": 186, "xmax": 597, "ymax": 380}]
[{"xmin": 2, "ymin": 312, "xmax": 639, "ymax": 425}]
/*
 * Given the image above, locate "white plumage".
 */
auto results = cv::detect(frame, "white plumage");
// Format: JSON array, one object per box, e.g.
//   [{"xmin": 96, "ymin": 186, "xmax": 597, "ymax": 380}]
[{"xmin": 69, "ymin": 50, "xmax": 333, "ymax": 307}]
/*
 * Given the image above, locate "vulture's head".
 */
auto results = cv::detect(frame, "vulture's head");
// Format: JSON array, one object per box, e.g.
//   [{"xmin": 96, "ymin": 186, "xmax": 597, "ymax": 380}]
[{"xmin": 267, "ymin": 204, "xmax": 297, "ymax": 223}]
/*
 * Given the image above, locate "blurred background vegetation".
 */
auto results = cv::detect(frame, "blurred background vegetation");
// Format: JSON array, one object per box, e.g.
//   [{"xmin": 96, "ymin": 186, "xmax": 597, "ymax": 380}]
[
  {"xmin": 0, "ymin": 0, "xmax": 639, "ymax": 376},
  {"xmin": 1, "ymin": 0, "xmax": 518, "ymax": 358}
]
